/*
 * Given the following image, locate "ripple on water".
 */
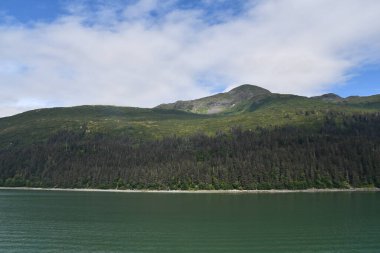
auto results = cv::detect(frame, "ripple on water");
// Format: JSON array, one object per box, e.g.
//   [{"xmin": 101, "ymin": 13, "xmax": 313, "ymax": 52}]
[{"xmin": 0, "ymin": 190, "xmax": 379, "ymax": 253}]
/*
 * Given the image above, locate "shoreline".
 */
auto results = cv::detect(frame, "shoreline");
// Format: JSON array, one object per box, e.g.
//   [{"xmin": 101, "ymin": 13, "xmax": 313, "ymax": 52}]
[{"xmin": 0, "ymin": 186, "xmax": 379, "ymax": 193}]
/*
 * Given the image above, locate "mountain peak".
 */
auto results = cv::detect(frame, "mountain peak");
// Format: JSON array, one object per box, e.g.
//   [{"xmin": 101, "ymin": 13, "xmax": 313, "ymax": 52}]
[
  {"xmin": 227, "ymin": 84, "xmax": 271, "ymax": 98},
  {"xmin": 229, "ymin": 84, "xmax": 270, "ymax": 93},
  {"xmin": 156, "ymin": 84, "xmax": 271, "ymax": 114},
  {"xmin": 312, "ymin": 93, "xmax": 342, "ymax": 102}
]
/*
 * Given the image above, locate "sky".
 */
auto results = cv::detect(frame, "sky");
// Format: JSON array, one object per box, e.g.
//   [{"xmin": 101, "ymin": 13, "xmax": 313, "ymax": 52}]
[{"xmin": 0, "ymin": 0, "xmax": 380, "ymax": 117}]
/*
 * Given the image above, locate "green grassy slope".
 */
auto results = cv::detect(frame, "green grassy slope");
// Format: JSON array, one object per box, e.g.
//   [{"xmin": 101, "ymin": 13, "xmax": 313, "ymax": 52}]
[
  {"xmin": 0, "ymin": 85, "xmax": 379, "ymax": 148},
  {"xmin": 0, "ymin": 105, "xmax": 208, "ymax": 147}
]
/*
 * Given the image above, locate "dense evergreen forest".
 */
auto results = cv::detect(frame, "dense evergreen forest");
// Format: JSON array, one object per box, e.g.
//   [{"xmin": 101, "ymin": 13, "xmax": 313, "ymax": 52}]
[{"xmin": 1, "ymin": 111, "xmax": 379, "ymax": 190}]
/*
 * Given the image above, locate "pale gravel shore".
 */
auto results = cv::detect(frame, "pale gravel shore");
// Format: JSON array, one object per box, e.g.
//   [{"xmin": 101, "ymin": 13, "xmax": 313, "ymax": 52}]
[{"xmin": 0, "ymin": 187, "xmax": 379, "ymax": 193}]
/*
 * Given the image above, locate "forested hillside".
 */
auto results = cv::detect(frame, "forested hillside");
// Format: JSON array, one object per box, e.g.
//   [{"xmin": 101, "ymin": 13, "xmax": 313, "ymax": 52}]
[
  {"xmin": 1, "ymin": 85, "xmax": 380, "ymax": 189},
  {"xmin": 1, "ymin": 112, "xmax": 379, "ymax": 189}
]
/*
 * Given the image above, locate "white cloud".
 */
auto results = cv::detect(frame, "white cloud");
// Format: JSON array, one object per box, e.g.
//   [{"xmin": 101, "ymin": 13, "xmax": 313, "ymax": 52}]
[{"xmin": 1, "ymin": 0, "xmax": 380, "ymax": 117}]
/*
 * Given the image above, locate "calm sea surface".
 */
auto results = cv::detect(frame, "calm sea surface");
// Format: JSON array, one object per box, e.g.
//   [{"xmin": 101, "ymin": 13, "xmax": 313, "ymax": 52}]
[{"xmin": 0, "ymin": 190, "xmax": 379, "ymax": 253}]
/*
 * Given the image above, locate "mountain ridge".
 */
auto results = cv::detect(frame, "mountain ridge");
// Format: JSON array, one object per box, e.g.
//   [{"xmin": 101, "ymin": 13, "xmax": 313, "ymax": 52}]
[
  {"xmin": 1, "ymin": 84, "xmax": 379, "ymax": 119},
  {"xmin": 0, "ymin": 84, "xmax": 379, "ymax": 149},
  {"xmin": 156, "ymin": 84, "xmax": 380, "ymax": 114}
]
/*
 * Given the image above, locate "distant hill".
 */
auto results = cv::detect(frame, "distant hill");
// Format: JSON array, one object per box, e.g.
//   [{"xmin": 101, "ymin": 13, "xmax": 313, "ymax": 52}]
[
  {"xmin": 157, "ymin": 84, "xmax": 380, "ymax": 114},
  {"xmin": 1, "ymin": 84, "xmax": 379, "ymax": 190},
  {"xmin": 156, "ymin": 84, "xmax": 271, "ymax": 114},
  {"xmin": 312, "ymin": 93, "xmax": 343, "ymax": 102}
]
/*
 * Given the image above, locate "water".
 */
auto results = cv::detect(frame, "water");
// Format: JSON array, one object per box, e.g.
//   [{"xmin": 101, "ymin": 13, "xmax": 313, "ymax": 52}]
[{"xmin": 0, "ymin": 190, "xmax": 379, "ymax": 252}]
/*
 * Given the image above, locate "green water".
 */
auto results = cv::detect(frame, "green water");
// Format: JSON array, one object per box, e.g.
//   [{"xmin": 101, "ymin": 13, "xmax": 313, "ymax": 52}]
[{"xmin": 0, "ymin": 190, "xmax": 379, "ymax": 252}]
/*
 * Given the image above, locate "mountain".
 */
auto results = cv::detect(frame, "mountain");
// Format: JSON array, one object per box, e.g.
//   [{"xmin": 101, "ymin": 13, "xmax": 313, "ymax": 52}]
[
  {"xmin": 1, "ymin": 84, "xmax": 380, "ymax": 149},
  {"xmin": 156, "ymin": 84, "xmax": 271, "ymax": 114},
  {"xmin": 1, "ymin": 84, "xmax": 380, "ymax": 148},
  {"xmin": 312, "ymin": 93, "xmax": 343, "ymax": 102},
  {"xmin": 1, "ymin": 84, "xmax": 380, "ymax": 190},
  {"xmin": 157, "ymin": 84, "xmax": 380, "ymax": 114}
]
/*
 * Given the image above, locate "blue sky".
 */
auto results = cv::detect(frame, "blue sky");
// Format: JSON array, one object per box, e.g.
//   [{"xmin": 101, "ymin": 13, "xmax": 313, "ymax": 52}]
[
  {"xmin": 0, "ymin": 0, "xmax": 379, "ymax": 116},
  {"xmin": 0, "ymin": 0, "xmax": 247, "ymax": 25},
  {"xmin": 330, "ymin": 64, "xmax": 380, "ymax": 97},
  {"xmin": 0, "ymin": 0, "xmax": 63, "ymax": 23}
]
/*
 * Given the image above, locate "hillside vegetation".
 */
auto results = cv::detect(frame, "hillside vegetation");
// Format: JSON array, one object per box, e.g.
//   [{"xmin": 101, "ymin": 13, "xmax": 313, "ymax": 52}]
[{"xmin": 1, "ymin": 84, "xmax": 379, "ymax": 189}]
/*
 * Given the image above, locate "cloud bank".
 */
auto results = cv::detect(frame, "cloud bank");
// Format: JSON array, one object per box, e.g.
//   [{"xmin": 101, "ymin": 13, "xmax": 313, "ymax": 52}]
[{"xmin": 1, "ymin": 0, "xmax": 380, "ymax": 116}]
